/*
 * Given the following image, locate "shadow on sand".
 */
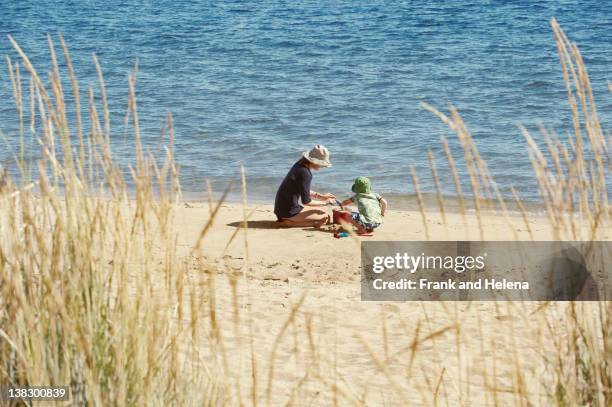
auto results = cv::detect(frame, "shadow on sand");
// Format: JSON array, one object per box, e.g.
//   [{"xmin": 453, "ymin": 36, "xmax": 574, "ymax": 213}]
[
  {"xmin": 226, "ymin": 220, "xmax": 335, "ymax": 234},
  {"xmin": 226, "ymin": 220, "xmax": 285, "ymax": 229}
]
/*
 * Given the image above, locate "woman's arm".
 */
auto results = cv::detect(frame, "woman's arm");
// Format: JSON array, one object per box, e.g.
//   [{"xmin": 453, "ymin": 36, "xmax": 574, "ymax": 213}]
[
  {"xmin": 310, "ymin": 190, "xmax": 336, "ymax": 200},
  {"xmin": 295, "ymin": 168, "xmax": 334, "ymax": 205},
  {"xmin": 304, "ymin": 200, "xmax": 334, "ymax": 207}
]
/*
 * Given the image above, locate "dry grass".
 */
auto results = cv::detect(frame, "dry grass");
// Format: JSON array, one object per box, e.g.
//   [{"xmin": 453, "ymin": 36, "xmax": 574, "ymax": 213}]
[
  {"xmin": 0, "ymin": 19, "xmax": 610, "ymax": 406},
  {"xmin": 1, "ymin": 35, "xmax": 213, "ymax": 405},
  {"xmin": 413, "ymin": 18, "xmax": 610, "ymax": 406}
]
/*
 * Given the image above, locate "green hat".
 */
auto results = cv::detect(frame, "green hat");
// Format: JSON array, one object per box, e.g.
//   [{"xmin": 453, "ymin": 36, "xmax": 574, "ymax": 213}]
[{"xmin": 351, "ymin": 176, "xmax": 372, "ymax": 194}]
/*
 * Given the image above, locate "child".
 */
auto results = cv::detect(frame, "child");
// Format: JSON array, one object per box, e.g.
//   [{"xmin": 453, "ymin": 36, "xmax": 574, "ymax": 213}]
[{"xmin": 338, "ymin": 177, "xmax": 387, "ymax": 234}]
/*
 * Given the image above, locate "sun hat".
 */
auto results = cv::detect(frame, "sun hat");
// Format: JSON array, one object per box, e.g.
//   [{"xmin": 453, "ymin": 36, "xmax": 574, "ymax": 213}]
[
  {"xmin": 351, "ymin": 176, "xmax": 372, "ymax": 194},
  {"xmin": 302, "ymin": 144, "xmax": 332, "ymax": 167}
]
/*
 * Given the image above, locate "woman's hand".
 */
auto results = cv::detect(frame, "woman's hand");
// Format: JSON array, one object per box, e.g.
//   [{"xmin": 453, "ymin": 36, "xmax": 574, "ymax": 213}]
[
  {"xmin": 319, "ymin": 192, "xmax": 336, "ymax": 199},
  {"xmin": 311, "ymin": 191, "xmax": 336, "ymax": 200},
  {"xmin": 305, "ymin": 198, "xmax": 335, "ymax": 207}
]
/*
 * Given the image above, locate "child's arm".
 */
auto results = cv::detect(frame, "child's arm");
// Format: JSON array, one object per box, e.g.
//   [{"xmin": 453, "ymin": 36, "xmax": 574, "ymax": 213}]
[
  {"xmin": 340, "ymin": 198, "xmax": 353, "ymax": 207},
  {"xmin": 379, "ymin": 196, "xmax": 388, "ymax": 217}
]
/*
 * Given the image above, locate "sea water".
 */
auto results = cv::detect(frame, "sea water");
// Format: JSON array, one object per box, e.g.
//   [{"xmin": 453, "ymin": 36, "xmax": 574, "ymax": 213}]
[{"xmin": 0, "ymin": 1, "xmax": 610, "ymax": 205}]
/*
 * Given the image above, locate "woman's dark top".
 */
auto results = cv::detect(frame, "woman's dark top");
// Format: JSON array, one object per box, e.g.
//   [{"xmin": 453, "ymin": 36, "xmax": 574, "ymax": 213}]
[{"xmin": 274, "ymin": 161, "xmax": 312, "ymax": 219}]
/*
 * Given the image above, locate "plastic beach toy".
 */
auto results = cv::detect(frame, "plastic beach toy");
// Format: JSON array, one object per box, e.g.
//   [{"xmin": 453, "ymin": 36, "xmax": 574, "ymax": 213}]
[{"xmin": 332, "ymin": 210, "xmax": 351, "ymax": 225}]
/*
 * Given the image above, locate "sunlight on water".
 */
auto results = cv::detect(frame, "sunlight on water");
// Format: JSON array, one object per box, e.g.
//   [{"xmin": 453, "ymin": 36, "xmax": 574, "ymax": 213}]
[{"xmin": 0, "ymin": 1, "xmax": 610, "ymax": 203}]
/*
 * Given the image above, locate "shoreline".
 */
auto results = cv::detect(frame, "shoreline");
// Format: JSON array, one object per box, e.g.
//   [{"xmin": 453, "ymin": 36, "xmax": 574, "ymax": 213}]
[{"xmin": 180, "ymin": 190, "xmax": 550, "ymax": 217}]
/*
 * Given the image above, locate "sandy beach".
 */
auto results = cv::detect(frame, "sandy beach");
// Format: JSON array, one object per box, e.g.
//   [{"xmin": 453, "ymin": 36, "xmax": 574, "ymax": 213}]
[
  {"xmin": 176, "ymin": 201, "xmax": 561, "ymax": 276},
  {"xmin": 167, "ymin": 201, "xmax": 604, "ymax": 405},
  {"xmin": 1, "ymin": 11, "xmax": 610, "ymax": 405}
]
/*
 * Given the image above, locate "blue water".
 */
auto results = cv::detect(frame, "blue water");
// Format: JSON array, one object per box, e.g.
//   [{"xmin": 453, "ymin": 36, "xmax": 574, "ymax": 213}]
[{"xmin": 0, "ymin": 1, "xmax": 610, "ymax": 204}]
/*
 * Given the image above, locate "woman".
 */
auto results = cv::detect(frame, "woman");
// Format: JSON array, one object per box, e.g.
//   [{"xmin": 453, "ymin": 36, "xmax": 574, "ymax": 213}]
[{"xmin": 274, "ymin": 144, "xmax": 336, "ymax": 228}]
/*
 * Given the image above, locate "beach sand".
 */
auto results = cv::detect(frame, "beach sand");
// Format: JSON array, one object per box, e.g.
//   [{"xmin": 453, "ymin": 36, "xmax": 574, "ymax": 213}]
[{"xmin": 168, "ymin": 202, "xmax": 601, "ymax": 405}]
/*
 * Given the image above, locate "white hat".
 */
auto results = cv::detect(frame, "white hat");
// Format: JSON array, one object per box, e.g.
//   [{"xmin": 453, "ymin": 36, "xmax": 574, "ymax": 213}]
[{"xmin": 302, "ymin": 144, "xmax": 332, "ymax": 167}]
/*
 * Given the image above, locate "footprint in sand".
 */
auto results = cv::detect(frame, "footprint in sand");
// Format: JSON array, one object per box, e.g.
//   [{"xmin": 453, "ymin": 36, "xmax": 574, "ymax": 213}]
[{"xmin": 382, "ymin": 304, "xmax": 401, "ymax": 314}]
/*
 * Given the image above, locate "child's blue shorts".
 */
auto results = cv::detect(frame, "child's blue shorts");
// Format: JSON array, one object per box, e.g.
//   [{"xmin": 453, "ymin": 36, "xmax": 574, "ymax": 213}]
[{"xmin": 351, "ymin": 211, "xmax": 381, "ymax": 230}]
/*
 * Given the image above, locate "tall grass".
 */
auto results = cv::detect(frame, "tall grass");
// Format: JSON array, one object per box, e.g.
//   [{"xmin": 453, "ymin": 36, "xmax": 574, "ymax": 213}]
[
  {"xmin": 0, "ymin": 19, "xmax": 610, "ymax": 406},
  {"xmin": 415, "ymin": 18, "xmax": 610, "ymax": 406},
  {"xmin": 0, "ymin": 35, "xmax": 218, "ymax": 405}
]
